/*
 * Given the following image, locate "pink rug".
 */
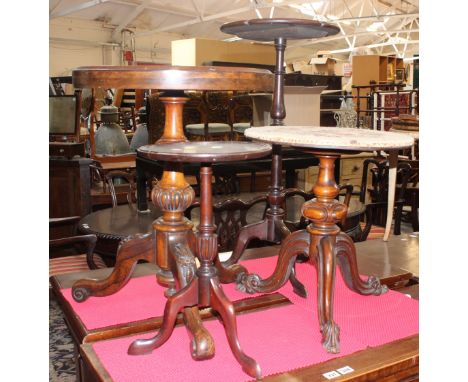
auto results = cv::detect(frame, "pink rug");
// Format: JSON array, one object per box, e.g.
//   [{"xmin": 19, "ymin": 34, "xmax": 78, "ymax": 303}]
[{"xmin": 61, "ymin": 256, "xmax": 418, "ymax": 380}]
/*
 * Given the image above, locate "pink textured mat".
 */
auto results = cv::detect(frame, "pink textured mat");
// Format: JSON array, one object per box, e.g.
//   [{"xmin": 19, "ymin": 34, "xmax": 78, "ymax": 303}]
[
  {"xmin": 62, "ymin": 256, "xmax": 418, "ymax": 340},
  {"xmin": 91, "ymin": 296, "xmax": 417, "ymax": 382},
  {"xmin": 62, "ymin": 256, "xmax": 418, "ymax": 380}
]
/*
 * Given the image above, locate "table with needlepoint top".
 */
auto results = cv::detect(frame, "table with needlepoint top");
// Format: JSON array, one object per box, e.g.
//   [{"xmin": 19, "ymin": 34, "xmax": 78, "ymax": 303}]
[{"xmin": 236, "ymin": 125, "xmax": 414, "ymax": 353}]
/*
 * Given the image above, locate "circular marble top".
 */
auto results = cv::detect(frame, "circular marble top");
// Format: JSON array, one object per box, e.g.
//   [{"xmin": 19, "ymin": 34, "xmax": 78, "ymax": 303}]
[
  {"xmin": 244, "ymin": 126, "xmax": 414, "ymax": 152},
  {"xmin": 72, "ymin": 65, "xmax": 273, "ymax": 92},
  {"xmin": 220, "ymin": 18, "xmax": 339, "ymax": 41},
  {"xmin": 389, "ymin": 128, "xmax": 419, "ymax": 139},
  {"xmin": 138, "ymin": 141, "xmax": 272, "ymax": 163}
]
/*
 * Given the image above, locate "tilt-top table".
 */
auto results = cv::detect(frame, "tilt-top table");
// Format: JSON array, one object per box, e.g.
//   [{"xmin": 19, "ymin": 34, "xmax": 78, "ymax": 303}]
[
  {"xmin": 70, "ymin": 65, "xmax": 273, "ymax": 361},
  {"xmin": 219, "ymin": 19, "xmax": 340, "ymax": 289},
  {"xmin": 238, "ymin": 125, "xmax": 414, "ymax": 353},
  {"xmin": 127, "ymin": 141, "xmax": 271, "ymax": 380}
]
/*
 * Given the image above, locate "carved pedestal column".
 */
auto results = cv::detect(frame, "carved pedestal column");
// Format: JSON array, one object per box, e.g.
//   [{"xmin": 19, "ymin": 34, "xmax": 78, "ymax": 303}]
[{"xmin": 301, "ymin": 153, "xmax": 347, "ymax": 353}]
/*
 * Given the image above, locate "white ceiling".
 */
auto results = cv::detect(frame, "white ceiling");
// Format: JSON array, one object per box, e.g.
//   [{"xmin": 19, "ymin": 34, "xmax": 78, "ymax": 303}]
[{"xmin": 49, "ymin": 0, "xmax": 419, "ymax": 59}]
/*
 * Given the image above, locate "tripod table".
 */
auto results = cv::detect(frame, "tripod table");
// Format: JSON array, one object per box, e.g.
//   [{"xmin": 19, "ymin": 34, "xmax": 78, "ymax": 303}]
[
  {"xmin": 238, "ymin": 125, "xmax": 414, "ymax": 353},
  {"xmin": 219, "ymin": 19, "xmax": 340, "ymax": 289},
  {"xmin": 127, "ymin": 141, "xmax": 272, "ymax": 380}
]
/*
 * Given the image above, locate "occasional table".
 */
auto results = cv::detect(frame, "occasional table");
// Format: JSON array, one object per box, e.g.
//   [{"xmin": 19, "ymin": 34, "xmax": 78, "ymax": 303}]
[
  {"xmin": 71, "ymin": 65, "xmax": 273, "ymax": 361},
  {"xmin": 78, "ymin": 204, "xmax": 161, "ymax": 261},
  {"xmin": 127, "ymin": 141, "xmax": 271, "ymax": 379},
  {"xmin": 219, "ymin": 19, "xmax": 340, "ymax": 287},
  {"xmin": 238, "ymin": 125, "xmax": 414, "ymax": 353}
]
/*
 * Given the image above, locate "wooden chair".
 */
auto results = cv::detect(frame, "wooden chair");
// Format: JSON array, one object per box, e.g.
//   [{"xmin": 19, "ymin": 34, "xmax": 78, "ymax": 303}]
[
  {"xmin": 185, "ymin": 91, "xmax": 232, "ymax": 141},
  {"xmin": 49, "ymin": 216, "xmax": 106, "ymax": 279},
  {"xmin": 227, "ymin": 93, "xmax": 254, "ymax": 141},
  {"xmin": 398, "ymin": 159, "xmax": 419, "ymax": 232},
  {"xmin": 357, "ymin": 158, "xmax": 412, "ymax": 241},
  {"xmin": 185, "ymin": 195, "xmax": 268, "ymax": 253},
  {"xmin": 89, "ymin": 161, "xmax": 138, "ymax": 209}
]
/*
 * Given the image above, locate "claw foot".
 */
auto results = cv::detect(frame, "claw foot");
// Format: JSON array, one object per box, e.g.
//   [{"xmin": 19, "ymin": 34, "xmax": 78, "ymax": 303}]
[
  {"xmin": 321, "ymin": 321, "xmax": 340, "ymax": 353},
  {"xmin": 235, "ymin": 273, "xmax": 262, "ymax": 294},
  {"xmin": 366, "ymin": 275, "xmax": 389, "ymax": 295}
]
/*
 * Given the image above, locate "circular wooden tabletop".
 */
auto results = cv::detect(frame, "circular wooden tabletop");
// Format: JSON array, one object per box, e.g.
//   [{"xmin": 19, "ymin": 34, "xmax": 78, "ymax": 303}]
[
  {"xmin": 138, "ymin": 141, "xmax": 272, "ymax": 163},
  {"xmin": 220, "ymin": 18, "xmax": 340, "ymax": 41},
  {"xmin": 79, "ymin": 204, "xmax": 161, "ymax": 240},
  {"xmin": 72, "ymin": 65, "xmax": 273, "ymax": 91},
  {"xmin": 245, "ymin": 126, "xmax": 414, "ymax": 152}
]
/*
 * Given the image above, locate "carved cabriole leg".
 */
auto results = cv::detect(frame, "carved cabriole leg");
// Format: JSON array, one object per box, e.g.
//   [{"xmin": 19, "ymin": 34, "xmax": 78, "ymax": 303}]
[
  {"xmin": 236, "ymin": 229, "xmax": 310, "ymax": 294},
  {"xmin": 210, "ymin": 278, "xmax": 262, "ymax": 380},
  {"xmin": 301, "ymin": 153, "xmax": 347, "ymax": 353},
  {"xmin": 128, "ymin": 278, "xmax": 199, "ymax": 356},
  {"xmin": 171, "ymin": 240, "xmax": 215, "ymax": 360},
  {"xmin": 336, "ymin": 232, "xmax": 388, "ymax": 295},
  {"xmin": 72, "ymin": 233, "xmax": 154, "ymax": 302}
]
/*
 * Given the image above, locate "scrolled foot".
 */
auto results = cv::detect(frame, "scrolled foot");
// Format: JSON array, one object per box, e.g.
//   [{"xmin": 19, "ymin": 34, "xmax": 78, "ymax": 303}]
[
  {"xmin": 235, "ymin": 272, "xmax": 262, "ymax": 294},
  {"xmin": 72, "ymin": 286, "xmax": 90, "ymax": 302},
  {"xmin": 321, "ymin": 321, "xmax": 340, "ymax": 354},
  {"xmin": 190, "ymin": 335, "xmax": 215, "ymax": 360},
  {"xmin": 365, "ymin": 275, "xmax": 389, "ymax": 295},
  {"xmin": 242, "ymin": 356, "xmax": 262, "ymax": 380},
  {"xmin": 128, "ymin": 338, "xmax": 156, "ymax": 355}
]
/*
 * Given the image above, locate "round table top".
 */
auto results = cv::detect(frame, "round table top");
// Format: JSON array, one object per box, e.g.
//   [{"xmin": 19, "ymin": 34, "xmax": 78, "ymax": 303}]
[
  {"xmin": 245, "ymin": 126, "xmax": 414, "ymax": 152},
  {"xmin": 79, "ymin": 204, "xmax": 161, "ymax": 240},
  {"xmin": 138, "ymin": 141, "xmax": 272, "ymax": 163},
  {"xmin": 220, "ymin": 18, "xmax": 339, "ymax": 41},
  {"xmin": 72, "ymin": 65, "xmax": 273, "ymax": 91},
  {"xmin": 389, "ymin": 128, "xmax": 419, "ymax": 139}
]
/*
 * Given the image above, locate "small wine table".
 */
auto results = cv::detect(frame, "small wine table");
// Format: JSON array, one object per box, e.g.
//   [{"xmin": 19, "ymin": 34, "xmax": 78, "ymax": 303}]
[
  {"xmin": 238, "ymin": 125, "xmax": 414, "ymax": 353},
  {"xmin": 127, "ymin": 141, "xmax": 271, "ymax": 380},
  {"xmin": 219, "ymin": 19, "xmax": 340, "ymax": 287}
]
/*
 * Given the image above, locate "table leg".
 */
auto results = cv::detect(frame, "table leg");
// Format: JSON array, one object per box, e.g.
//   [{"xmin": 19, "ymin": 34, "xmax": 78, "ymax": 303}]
[
  {"xmin": 72, "ymin": 233, "xmax": 154, "ymax": 302},
  {"xmin": 384, "ymin": 150, "xmax": 398, "ymax": 241}
]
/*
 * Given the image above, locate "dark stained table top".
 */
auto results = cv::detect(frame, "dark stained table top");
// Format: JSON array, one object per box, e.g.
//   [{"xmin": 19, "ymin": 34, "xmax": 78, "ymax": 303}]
[
  {"xmin": 138, "ymin": 141, "xmax": 272, "ymax": 163},
  {"xmin": 220, "ymin": 18, "xmax": 340, "ymax": 41},
  {"xmin": 79, "ymin": 204, "xmax": 161, "ymax": 240},
  {"xmin": 72, "ymin": 65, "xmax": 273, "ymax": 92}
]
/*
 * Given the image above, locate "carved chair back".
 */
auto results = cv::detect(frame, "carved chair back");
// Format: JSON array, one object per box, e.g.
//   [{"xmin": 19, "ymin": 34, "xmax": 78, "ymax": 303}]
[{"xmin": 185, "ymin": 195, "xmax": 268, "ymax": 253}]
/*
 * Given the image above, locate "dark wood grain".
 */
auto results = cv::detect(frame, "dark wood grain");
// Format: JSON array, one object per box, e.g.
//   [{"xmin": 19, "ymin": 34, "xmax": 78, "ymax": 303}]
[{"xmin": 72, "ymin": 65, "xmax": 273, "ymax": 92}]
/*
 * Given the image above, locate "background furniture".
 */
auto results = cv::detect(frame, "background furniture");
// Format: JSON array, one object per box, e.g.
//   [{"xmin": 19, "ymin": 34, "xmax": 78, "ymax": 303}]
[
  {"xmin": 357, "ymin": 158, "xmax": 412, "ymax": 241},
  {"xmin": 49, "ymin": 216, "xmax": 105, "ymax": 279}
]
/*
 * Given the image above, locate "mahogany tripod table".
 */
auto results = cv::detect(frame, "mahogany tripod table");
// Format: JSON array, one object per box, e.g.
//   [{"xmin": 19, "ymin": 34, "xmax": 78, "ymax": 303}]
[
  {"xmin": 238, "ymin": 125, "xmax": 414, "ymax": 353},
  {"xmin": 70, "ymin": 65, "xmax": 273, "ymax": 361},
  {"xmin": 219, "ymin": 19, "xmax": 340, "ymax": 288},
  {"xmin": 127, "ymin": 141, "xmax": 271, "ymax": 380}
]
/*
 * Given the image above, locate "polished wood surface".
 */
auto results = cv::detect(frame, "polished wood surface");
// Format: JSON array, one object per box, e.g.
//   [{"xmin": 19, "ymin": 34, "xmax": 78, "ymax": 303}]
[
  {"xmin": 138, "ymin": 141, "xmax": 272, "ymax": 163},
  {"xmin": 72, "ymin": 65, "xmax": 273, "ymax": 92},
  {"xmin": 79, "ymin": 204, "xmax": 161, "ymax": 241},
  {"xmin": 220, "ymin": 18, "xmax": 340, "ymax": 42}
]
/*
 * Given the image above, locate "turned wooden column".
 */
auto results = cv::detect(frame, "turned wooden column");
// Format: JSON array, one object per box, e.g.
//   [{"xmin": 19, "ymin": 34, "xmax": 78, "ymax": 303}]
[
  {"xmin": 301, "ymin": 153, "xmax": 348, "ymax": 353},
  {"xmin": 151, "ymin": 95, "xmax": 193, "ymax": 292}
]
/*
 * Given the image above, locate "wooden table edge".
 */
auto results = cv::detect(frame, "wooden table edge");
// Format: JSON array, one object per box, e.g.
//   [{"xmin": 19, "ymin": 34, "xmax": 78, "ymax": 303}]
[{"xmin": 80, "ymin": 334, "xmax": 418, "ymax": 382}]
